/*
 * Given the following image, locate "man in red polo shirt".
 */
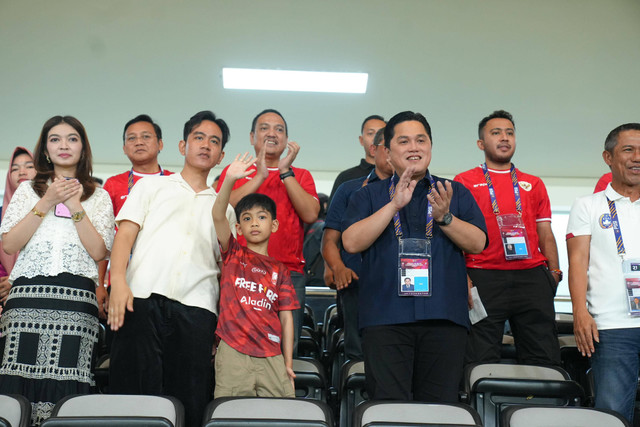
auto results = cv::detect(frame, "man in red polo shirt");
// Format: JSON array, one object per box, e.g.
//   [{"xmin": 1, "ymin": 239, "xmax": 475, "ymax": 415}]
[
  {"xmin": 99, "ymin": 114, "xmax": 172, "ymax": 316},
  {"xmin": 454, "ymin": 110, "xmax": 561, "ymax": 366},
  {"xmin": 216, "ymin": 109, "xmax": 319, "ymax": 355}
]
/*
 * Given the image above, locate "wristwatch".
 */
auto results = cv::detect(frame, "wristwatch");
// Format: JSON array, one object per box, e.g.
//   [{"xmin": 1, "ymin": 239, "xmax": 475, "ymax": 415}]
[
  {"xmin": 435, "ymin": 211, "xmax": 453, "ymax": 226},
  {"xmin": 71, "ymin": 210, "xmax": 86, "ymax": 223},
  {"xmin": 279, "ymin": 168, "xmax": 295, "ymax": 180}
]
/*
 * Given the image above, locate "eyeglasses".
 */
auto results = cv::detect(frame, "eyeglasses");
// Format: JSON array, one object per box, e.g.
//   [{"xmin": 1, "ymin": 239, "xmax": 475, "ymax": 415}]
[{"xmin": 125, "ymin": 133, "xmax": 156, "ymax": 143}]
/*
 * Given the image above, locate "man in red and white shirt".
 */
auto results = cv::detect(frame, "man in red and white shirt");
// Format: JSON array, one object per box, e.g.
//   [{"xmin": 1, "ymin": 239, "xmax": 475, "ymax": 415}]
[
  {"xmin": 216, "ymin": 109, "xmax": 319, "ymax": 355},
  {"xmin": 454, "ymin": 110, "xmax": 561, "ymax": 365},
  {"xmin": 99, "ymin": 115, "xmax": 173, "ymax": 316},
  {"xmin": 104, "ymin": 114, "xmax": 173, "ymax": 217}
]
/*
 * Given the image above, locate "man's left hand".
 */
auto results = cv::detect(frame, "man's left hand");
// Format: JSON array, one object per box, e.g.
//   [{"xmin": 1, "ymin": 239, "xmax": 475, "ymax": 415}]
[
  {"xmin": 427, "ymin": 180, "xmax": 453, "ymax": 222},
  {"xmin": 278, "ymin": 141, "xmax": 300, "ymax": 173}
]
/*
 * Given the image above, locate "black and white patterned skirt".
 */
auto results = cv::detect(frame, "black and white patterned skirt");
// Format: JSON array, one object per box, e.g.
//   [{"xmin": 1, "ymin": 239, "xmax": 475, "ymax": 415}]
[{"xmin": 0, "ymin": 273, "xmax": 99, "ymax": 425}]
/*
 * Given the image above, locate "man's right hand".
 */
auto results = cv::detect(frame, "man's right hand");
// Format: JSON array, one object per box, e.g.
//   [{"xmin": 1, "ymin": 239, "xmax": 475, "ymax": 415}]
[
  {"xmin": 573, "ymin": 308, "xmax": 599, "ymax": 357},
  {"xmin": 467, "ymin": 275, "xmax": 474, "ymax": 309},
  {"xmin": 107, "ymin": 283, "xmax": 134, "ymax": 331}
]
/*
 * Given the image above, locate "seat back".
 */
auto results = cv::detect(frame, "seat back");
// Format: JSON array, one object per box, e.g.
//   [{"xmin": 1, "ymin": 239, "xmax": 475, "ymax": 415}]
[
  {"xmin": 322, "ymin": 304, "xmax": 339, "ymax": 351},
  {"xmin": 340, "ymin": 360, "xmax": 368, "ymax": 427},
  {"xmin": 355, "ymin": 401, "xmax": 482, "ymax": 427},
  {"xmin": 465, "ymin": 363, "xmax": 584, "ymax": 427},
  {"xmin": 501, "ymin": 405, "xmax": 630, "ymax": 427},
  {"xmin": 299, "ymin": 329, "xmax": 322, "ymax": 360},
  {"xmin": 0, "ymin": 394, "xmax": 31, "ymax": 427},
  {"xmin": 40, "ymin": 394, "xmax": 184, "ymax": 427},
  {"xmin": 204, "ymin": 397, "xmax": 332, "ymax": 426},
  {"xmin": 293, "ymin": 358, "xmax": 327, "ymax": 401},
  {"xmin": 329, "ymin": 329, "xmax": 346, "ymax": 389}
]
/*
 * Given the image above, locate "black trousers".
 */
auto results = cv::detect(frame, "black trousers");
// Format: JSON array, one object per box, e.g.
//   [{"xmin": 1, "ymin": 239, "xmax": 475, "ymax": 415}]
[
  {"xmin": 109, "ymin": 294, "xmax": 217, "ymax": 427},
  {"xmin": 466, "ymin": 266, "xmax": 561, "ymax": 365},
  {"xmin": 362, "ymin": 320, "xmax": 467, "ymax": 402},
  {"xmin": 339, "ymin": 283, "xmax": 363, "ymax": 361}
]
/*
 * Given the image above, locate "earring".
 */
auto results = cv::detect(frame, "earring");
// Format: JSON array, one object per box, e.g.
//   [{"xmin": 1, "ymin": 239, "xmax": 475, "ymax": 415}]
[{"xmin": 45, "ymin": 154, "xmax": 51, "ymax": 163}]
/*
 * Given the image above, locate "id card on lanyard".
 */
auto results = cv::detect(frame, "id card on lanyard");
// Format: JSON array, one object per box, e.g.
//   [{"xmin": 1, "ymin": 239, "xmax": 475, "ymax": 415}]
[
  {"xmin": 389, "ymin": 175, "xmax": 433, "ymax": 297},
  {"xmin": 481, "ymin": 163, "xmax": 532, "ymax": 260},
  {"xmin": 607, "ymin": 198, "xmax": 640, "ymax": 317}
]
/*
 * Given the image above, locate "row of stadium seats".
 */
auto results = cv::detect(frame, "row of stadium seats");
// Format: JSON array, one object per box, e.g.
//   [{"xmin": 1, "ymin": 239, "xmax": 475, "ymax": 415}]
[{"xmin": 0, "ymin": 393, "xmax": 630, "ymax": 426}]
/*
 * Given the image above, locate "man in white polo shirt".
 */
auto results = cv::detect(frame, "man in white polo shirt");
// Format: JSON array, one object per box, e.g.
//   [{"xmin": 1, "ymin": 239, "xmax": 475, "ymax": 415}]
[
  {"xmin": 567, "ymin": 123, "xmax": 640, "ymax": 424},
  {"xmin": 107, "ymin": 111, "xmax": 236, "ymax": 427}
]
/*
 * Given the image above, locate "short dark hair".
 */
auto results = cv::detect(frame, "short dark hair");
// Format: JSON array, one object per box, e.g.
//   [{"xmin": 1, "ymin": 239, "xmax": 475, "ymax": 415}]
[
  {"xmin": 478, "ymin": 110, "xmax": 515, "ymax": 140},
  {"xmin": 235, "ymin": 193, "xmax": 277, "ymax": 220},
  {"xmin": 384, "ymin": 111, "xmax": 432, "ymax": 149},
  {"xmin": 604, "ymin": 123, "xmax": 640, "ymax": 153},
  {"xmin": 361, "ymin": 115, "xmax": 385, "ymax": 134},
  {"xmin": 122, "ymin": 114, "xmax": 162, "ymax": 143},
  {"xmin": 251, "ymin": 109, "xmax": 288, "ymax": 136},
  {"xmin": 183, "ymin": 111, "xmax": 230, "ymax": 149}
]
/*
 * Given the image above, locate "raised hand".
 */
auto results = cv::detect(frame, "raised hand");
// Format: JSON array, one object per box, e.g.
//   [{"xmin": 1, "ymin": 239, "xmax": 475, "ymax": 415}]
[
  {"xmin": 391, "ymin": 167, "xmax": 418, "ymax": 210},
  {"xmin": 255, "ymin": 145, "xmax": 269, "ymax": 181},
  {"xmin": 427, "ymin": 180, "xmax": 453, "ymax": 222},
  {"xmin": 227, "ymin": 152, "xmax": 256, "ymax": 181},
  {"xmin": 278, "ymin": 141, "xmax": 300, "ymax": 173}
]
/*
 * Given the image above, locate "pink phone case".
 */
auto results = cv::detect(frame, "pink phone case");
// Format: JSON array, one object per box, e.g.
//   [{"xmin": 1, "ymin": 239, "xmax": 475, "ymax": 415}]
[{"xmin": 55, "ymin": 203, "xmax": 71, "ymax": 218}]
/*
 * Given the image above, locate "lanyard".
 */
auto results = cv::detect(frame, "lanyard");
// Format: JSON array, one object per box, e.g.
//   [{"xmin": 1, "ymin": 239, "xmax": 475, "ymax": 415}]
[
  {"xmin": 606, "ymin": 197, "xmax": 626, "ymax": 257},
  {"xmin": 388, "ymin": 174, "xmax": 434, "ymax": 239},
  {"xmin": 361, "ymin": 169, "xmax": 377, "ymax": 188},
  {"xmin": 127, "ymin": 167, "xmax": 165, "ymax": 194},
  {"xmin": 480, "ymin": 163, "xmax": 522, "ymax": 214}
]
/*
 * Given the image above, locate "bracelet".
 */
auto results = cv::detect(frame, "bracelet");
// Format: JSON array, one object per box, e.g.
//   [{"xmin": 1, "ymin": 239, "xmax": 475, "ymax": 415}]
[
  {"xmin": 549, "ymin": 268, "xmax": 563, "ymax": 282},
  {"xmin": 279, "ymin": 169, "xmax": 295, "ymax": 180},
  {"xmin": 31, "ymin": 206, "xmax": 46, "ymax": 218}
]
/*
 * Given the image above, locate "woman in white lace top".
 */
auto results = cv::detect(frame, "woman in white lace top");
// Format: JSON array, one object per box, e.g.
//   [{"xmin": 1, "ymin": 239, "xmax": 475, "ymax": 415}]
[{"xmin": 0, "ymin": 115, "xmax": 114, "ymax": 425}]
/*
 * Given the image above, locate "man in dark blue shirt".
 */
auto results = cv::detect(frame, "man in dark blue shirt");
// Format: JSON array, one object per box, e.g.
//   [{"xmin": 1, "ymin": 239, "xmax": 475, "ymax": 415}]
[
  {"xmin": 322, "ymin": 128, "xmax": 393, "ymax": 361},
  {"xmin": 342, "ymin": 111, "xmax": 487, "ymax": 402}
]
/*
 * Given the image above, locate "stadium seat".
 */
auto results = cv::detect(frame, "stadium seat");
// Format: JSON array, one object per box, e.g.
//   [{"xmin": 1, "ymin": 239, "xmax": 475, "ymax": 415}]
[
  {"xmin": 339, "ymin": 360, "xmax": 368, "ymax": 427},
  {"xmin": 293, "ymin": 358, "xmax": 328, "ymax": 401},
  {"xmin": 39, "ymin": 394, "xmax": 184, "ymax": 427},
  {"xmin": 501, "ymin": 405, "xmax": 630, "ymax": 427},
  {"xmin": 299, "ymin": 328, "xmax": 322, "ymax": 360},
  {"xmin": 0, "ymin": 394, "xmax": 31, "ymax": 427},
  {"xmin": 203, "ymin": 396, "xmax": 333, "ymax": 426},
  {"xmin": 464, "ymin": 363, "xmax": 585, "ymax": 427},
  {"xmin": 322, "ymin": 304, "xmax": 339, "ymax": 351},
  {"xmin": 354, "ymin": 400, "xmax": 482, "ymax": 427}
]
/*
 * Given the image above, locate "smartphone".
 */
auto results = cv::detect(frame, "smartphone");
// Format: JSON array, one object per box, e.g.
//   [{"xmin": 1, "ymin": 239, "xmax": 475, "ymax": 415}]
[{"xmin": 54, "ymin": 203, "xmax": 71, "ymax": 218}]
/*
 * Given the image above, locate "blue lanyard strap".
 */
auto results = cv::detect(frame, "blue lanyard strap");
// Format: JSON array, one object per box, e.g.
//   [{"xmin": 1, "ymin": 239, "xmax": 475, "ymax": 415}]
[
  {"xmin": 606, "ymin": 197, "xmax": 626, "ymax": 256},
  {"xmin": 361, "ymin": 169, "xmax": 377, "ymax": 188},
  {"xmin": 127, "ymin": 167, "xmax": 165, "ymax": 194},
  {"xmin": 388, "ymin": 174, "xmax": 434, "ymax": 239},
  {"xmin": 480, "ymin": 163, "xmax": 522, "ymax": 214}
]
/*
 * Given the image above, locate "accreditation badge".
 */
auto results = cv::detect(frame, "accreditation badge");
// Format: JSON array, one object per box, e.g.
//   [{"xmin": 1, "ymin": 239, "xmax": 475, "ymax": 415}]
[
  {"xmin": 623, "ymin": 259, "xmax": 640, "ymax": 317},
  {"xmin": 496, "ymin": 213, "xmax": 531, "ymax": 260},
  {"xmin": 398, "ymin": 238, "xmax": 431, "ymax": 296}
]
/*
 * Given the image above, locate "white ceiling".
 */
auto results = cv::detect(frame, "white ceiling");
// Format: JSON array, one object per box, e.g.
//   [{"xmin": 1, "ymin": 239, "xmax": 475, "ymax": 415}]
[{"xmin": 1, "ymin": 0, "xmax": 639, "ymax": 182}]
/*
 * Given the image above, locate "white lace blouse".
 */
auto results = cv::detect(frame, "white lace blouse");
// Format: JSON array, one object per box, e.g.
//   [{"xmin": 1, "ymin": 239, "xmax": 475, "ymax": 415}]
[{"xmin": 0, "ymin": 181, "xmax": 115, "ymax": 284}]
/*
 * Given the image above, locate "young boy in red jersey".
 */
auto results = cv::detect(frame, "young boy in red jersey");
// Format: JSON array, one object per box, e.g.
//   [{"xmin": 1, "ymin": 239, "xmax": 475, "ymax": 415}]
[{"xmin": 212, "ymin": 151, "xmax": 299, "ymax": 398}]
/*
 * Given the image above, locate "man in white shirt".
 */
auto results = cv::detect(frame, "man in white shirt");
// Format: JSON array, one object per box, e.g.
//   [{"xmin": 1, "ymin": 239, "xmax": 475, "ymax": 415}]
[
  {"xmin": 567, "ymin": 123, "xmax": 640, "ymax": 424},
  {"xmin": 107, "ymin": 111, "xmax": 236, "ymax": 427}
]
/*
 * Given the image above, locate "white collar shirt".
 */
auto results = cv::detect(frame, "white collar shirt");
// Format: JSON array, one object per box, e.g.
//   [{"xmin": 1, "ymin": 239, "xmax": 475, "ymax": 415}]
[
  {"xmin": 567, "ymin": 183, "xmax": 640, "ymax": 329},
  {"xmin": 116, "ymin": 173, "xmax": 236, "ymax": 314}
]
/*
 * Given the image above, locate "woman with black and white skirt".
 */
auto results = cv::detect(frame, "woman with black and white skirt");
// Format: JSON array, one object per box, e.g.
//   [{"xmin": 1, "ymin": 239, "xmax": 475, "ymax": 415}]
[{"xmin": 0, "ymin": 115, "xmax": 114, "ymax": 425}]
